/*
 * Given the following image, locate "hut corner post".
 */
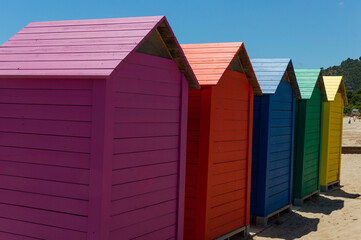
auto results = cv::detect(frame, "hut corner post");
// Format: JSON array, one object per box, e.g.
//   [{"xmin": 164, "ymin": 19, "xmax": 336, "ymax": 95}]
[
  {"xmin": 293, "ymin": 100, "xmax": 306, "ymax": 199},
  {"xmin": 320, "ymin": 102, "xmax": 330, "ymax": 187},
  {"xmin": 338, "ymin": 102, "xmax": 344, "ymax": 181},
  {"xmin": 245, "ymin": 84, "xmax": 254, "ymax": 226},
  {"xmin": 196, "ymin": 87, "xmax": 212, "ymax": 239},
  {"xmin": 317, "ymin": 99, "xmax": 324, "ymax": 191},
  {"xmin": 289, "ymin": 91, "xmax": 296, "ymax": 205},
  {"xmin": 88, "ymin": 79, "xmax": 114, "ymax": 240},
  {"xmin": 258, "ymin": 96, "xmax": 270, "ymax": 217},
  {"xmin": 177, "ymin": 75, "xmax": 188, "ymax": 240}
]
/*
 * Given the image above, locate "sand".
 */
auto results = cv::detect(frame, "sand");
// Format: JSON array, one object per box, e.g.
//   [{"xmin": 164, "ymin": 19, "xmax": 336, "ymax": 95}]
[
  {"xmin": 343, "ymin": 116, "xmax": 361, "ymax": 146},
  {"xmin": 251, "ymin": 154, "xmax": 361, "ymax": 240},
  {"xmin": 250, "ymin": 117, "xmax": 361, "ymax": 239}
]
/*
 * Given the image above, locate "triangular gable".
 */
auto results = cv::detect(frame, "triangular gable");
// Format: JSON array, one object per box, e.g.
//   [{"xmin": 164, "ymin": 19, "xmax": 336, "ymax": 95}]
[
  {"xmin": 0, "ymin": 16, "xmax": 199, "ymax": 89},
  {"xmin": 323, "ymin": 76, "xmax": 348, "ymax": 104},
  {"xmin": 251, "ymin": 58, "xmax": 300, "ymax": 98},
  {"xmin": 295, "ymin": 69, "xmax": 327, "ymax": 101},
  {"xmin": 181, "ymin": 42, "xmax": 261, "ymax": 95}
]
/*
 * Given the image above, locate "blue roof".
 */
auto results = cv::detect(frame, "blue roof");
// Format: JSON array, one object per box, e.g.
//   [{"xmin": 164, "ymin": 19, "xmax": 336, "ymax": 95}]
[{"xmin": 251, "ymin": 58, "xmax": 300, "ymax": 98}]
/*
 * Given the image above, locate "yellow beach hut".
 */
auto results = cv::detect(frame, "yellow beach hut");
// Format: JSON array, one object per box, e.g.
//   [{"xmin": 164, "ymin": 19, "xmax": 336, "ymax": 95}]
[{"xmin": 320, "ymin": 76, "xmax": 348, "ymax": 192}]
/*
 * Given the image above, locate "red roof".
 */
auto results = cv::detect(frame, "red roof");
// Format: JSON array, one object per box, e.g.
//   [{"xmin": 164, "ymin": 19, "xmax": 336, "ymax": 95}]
[{"xmin": 181, "ymin": 42, "xmax": 261, "ymax": 94}]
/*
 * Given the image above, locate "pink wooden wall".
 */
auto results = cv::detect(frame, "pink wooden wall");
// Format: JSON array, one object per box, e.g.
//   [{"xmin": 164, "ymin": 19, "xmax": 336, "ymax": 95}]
[
  {"xmin": 108, "ymin": 52, "xmax": 187, "ymax": 240},
  {"xmin": 0, "ymin": 52, "xmax": 188, "ymax": 240},
  {"xmin": 0, "ymin": 78, "xmax": 92, "ymax": 240}
]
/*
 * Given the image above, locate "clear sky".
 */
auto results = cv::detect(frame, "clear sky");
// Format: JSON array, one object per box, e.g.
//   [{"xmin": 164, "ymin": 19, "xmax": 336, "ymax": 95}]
[{"xmin": 0, "ymin": 0, "xmax": 360, "ymax": 69}]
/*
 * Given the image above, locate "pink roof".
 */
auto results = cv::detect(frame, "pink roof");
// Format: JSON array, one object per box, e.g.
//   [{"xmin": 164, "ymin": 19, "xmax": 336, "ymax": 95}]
[{"xmin": 0, "ymin": 16, "xmax": 198, "ymax": 88}]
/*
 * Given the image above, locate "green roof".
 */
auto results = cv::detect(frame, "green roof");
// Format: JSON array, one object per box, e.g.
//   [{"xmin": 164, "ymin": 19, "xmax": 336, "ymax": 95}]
[{"xmin": 294, "ymin": 69, "xmax": 323, "ymax": 100}]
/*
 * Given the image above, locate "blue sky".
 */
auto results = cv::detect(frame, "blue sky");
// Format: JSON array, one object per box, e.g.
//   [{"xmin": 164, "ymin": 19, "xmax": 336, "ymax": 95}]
[{"xmin": 0, "ymin": 0, "xmax": 360, "ymax": 68}]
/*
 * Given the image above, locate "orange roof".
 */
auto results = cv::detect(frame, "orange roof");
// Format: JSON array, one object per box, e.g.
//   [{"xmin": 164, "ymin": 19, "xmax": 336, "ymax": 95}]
[{"xmin": 181, "ymin": 42, "xmax": 261, "ymax": 94}]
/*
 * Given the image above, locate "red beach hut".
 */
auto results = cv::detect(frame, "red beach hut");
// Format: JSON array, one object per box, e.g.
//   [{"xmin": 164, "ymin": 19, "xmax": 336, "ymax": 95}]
[
  {"xmin": 0, "ymin": 16, "xmax": 198, "ymax": 240},
  {"xmin": 181, "ymin": 42, "xmax": 261, "ymax": 240}
]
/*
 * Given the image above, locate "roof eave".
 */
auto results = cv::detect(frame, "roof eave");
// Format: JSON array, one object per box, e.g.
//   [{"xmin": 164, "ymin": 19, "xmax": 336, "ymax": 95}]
[
  {"xmin": 235, "ymin": 44, "xmax": 262, "ymax": 95},
  {"xmin": 286, "ymin": 60, "xmax": 301, "ymax": 99},
  {"xmin": 109, "ymin": 16, "xmax": 199, "ymax": 90}
]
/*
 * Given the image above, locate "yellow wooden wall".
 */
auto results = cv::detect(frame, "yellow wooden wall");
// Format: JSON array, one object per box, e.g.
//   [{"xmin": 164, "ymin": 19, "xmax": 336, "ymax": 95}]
[{"xmin": 320, "ymin": 92, "xmax": 343, "ymax": 186}]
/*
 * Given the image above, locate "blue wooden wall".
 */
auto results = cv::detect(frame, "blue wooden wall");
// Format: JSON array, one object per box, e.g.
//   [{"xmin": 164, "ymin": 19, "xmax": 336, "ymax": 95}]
[{"xmin": 251, "ymin": 80, "xmax": 295, "ymax": 217}]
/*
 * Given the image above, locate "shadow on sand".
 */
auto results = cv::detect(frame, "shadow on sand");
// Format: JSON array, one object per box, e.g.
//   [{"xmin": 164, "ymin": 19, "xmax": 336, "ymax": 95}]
[
  {"xmin": 324, "ymin": 188, "xmax": 361, "ymax": 199},
  {"xmin": 297, "ymin": 194, "xmax": 344, "ymax": 215},
  {"xmin": 251, "ymin": 211, "xmax": 319, "ymax": 240}
]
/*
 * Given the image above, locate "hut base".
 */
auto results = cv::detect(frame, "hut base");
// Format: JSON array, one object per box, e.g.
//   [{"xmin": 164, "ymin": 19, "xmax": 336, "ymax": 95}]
[
  {"xmin": 251, "ymin": 205, "xmax": 292, "ymax": 227},
  {"xmin": 342, "ymin": 146, "xmax": 361, "ymax": 154},
  {"xmin": 293, "ymin": 190, "xmax": 319, "ymax": 206},
  {"xmin": 320, "ymin": 180, "xmax": 341, "ymax": 192},
  {"xmin": 214, "ymin": 225, "xmax": 249, "ymax": 240}
]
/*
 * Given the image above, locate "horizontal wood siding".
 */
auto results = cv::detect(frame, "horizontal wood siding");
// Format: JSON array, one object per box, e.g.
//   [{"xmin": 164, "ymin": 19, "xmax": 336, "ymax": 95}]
[
  {"xmin": 293, "ymin": 99, "xmax": 306, "ymax": 199},
  {"xmin": 206, "ymin": 71, "xmax": 250, "ymax": 239},
  {"xmin": 0, "ymin": 78, "xmax": 92, "ymax": 239},
  {"xmin": 184, "ymin": 89, "xmax": 202, "ymax": 240},
  {"xmin": 110, "ymin": 52, "xmax": 182, "ymax": 239},
  {"xmin": 251, "ymin": 95, "xmax": 269, "ymax": 217},
  {"xmin": 265, "ymin": 81, "xmax": 294, "ymax": 215},
  {"xmin": 0, "ymin": 17, "xmax": 164, "ymax": 77},
  {"xmin": 302, "ymin": 88, "xmax": 322, "ymax": 196},
  {"xmin": 326, "ymin": 93, "xmax": 343, "ymax": 184}
]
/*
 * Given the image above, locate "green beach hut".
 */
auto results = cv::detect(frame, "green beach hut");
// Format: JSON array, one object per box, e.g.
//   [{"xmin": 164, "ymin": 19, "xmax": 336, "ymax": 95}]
[{"xmin": 293, "ymin": 69, "xmax": 327, "ymax": 206}]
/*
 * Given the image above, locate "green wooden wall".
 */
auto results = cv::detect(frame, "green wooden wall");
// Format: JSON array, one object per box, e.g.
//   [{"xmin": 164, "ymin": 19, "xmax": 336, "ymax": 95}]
[{"xmin": 293, "ymin": 87, "xmax": 323, "ymax": 199}]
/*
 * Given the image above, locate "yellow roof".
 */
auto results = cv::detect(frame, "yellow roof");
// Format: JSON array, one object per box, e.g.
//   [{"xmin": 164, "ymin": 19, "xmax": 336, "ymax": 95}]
[{"xmin": 323, "ymin": 76, "xmax": 348, "ymax": 104}]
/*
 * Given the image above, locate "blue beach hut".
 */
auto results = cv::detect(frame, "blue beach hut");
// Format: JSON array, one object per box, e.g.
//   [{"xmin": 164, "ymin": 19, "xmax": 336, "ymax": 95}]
[{"xmin": 250, "ymin": 59, "xmax": 300, "ymax": 226}]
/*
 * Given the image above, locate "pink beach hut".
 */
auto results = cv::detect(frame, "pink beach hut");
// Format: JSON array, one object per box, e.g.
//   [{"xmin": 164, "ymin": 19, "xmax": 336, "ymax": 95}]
[{"xmin": 0, "ymin": 16, "xmax": 198, "ymax": 240}]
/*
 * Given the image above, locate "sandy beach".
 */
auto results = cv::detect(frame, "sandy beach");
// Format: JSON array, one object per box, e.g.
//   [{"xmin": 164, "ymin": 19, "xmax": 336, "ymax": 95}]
[
  {"xmin": 251, "ymin": 154, "xmax": 361, "ymax": 240},
  {"xmin": 343, "ymin": 116, "xmax": 361, "ymax": 146},
  {"xmin": 250, "ymin": 117, "xmax": 361, "ymax": 240}
]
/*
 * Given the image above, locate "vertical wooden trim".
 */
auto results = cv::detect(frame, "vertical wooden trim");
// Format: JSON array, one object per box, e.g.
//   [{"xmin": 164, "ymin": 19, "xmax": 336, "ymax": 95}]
[
  {"xmin": 320, "ymin": 102, "xmax": 330, "ymax": 186},
  {"xmin": 88, "ymin": 79, "xmax": 114, "ymax": 240},
  {"xmin": 317, "ymin": 98, "xmax": 324, "ymax": 190},
  {"xmin": 337, "ymin": 97, "xmax": 344, "ymax": 181},
  {"xmin": 295, "ymin": 100, "xmax": 306, "ymax": 199},
  {"xmin": 245, "ymin": 84, "xmax": 254, "ymax": 226},
  {"xmin": 256, "ymin": 95, "xmax": 270, "ymax": 217},
  {"xmin": 289, "ymin": 91, "xmax": 296, "ymax": 205},
  {"xmin": 195, "ymin": 87, "xmax": 212, "ymax": 240},
  {"xmin": 177, "ymin": 74, "xmax": 187, "ymax": 240}
]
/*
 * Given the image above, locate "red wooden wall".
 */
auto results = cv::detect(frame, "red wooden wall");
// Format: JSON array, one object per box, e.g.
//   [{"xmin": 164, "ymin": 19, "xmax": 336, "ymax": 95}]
[{"xmin": 184, "ymin": 70, "xmax": 253, "ymax": 240}]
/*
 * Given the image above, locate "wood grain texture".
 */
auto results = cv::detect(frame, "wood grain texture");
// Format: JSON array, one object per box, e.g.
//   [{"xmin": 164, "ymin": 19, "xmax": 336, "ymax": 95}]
[
  {"xmin": 293, "ymin": 87, "xmax": 323, "ymax": 199},
  {"xmin": 0, "ymin": 17, "xmax": 155, "ymax": 77},
  {"xmin": 323, "ymin": 76, "xmax": 348, "ymax": 104},
  {"xmin": 0, "ymin": 78, "xmax": 92, "ymax": 239},
  {"xmin": 0, "ymin": 16, "xmax": 198, "ymax": 89},
  {"xmin": 251, "ymin": 58, "xmax": 300, "ymax": 98},
  {"xmin": 109, "ymin": 53, "xmax": 185, "ymax": 239},
  {"xmin": 251, "ymin": 80, "xmax": 295, "ymax": 217},
  {"xmin": 320, "ymin": 93, "xmax": 344, "ymax": 187},
  {"xmin": 181, "ymin": 42, "xmax": 261, "ymax": 95},
  {"xmin": 0, "ymin": 16, "xmax": 197, "ymax": 239},
  {"xmin": 184, "ymin": 70, "xmax": 253, "ymax": 240}
]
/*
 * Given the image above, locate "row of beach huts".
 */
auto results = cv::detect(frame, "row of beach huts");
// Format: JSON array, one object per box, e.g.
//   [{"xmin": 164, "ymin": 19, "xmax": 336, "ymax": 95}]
[{"xmin": 0, "ymin": 16, "xmax": 347, "ymax": 240}]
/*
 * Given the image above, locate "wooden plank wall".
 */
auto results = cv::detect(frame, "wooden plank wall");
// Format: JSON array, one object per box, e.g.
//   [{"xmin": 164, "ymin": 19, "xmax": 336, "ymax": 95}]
[
  {"xmin": 184, "ymin": 88, "xmax": 202, "ymax": 240},
  {"xmin": 293, "ymin": 99, "xmax": 306, "ymax": 199},
  {"xmin": 326, "ymin": 93, "xmax": 343, "ymax": 184},
  {"xmin": 206, "ymin": 70, "xmax": 250, "ymax": 239},
  {"xmin": 250, "ymin": 95, "xmax": 269, "ymax": 217},
  {"xmin": 109, "ymin": 52, "xmax": 182, "ymax": 240},
  {"xmin": 265, "ymin": 81, "xmax": 294, "ymax": 215},
  {"xmin": 301, "ymin": 88, "xmax": 322, "ymax": 196},
  {"xmin": 0, "ymin": 78, "xmax": 92, "ymax": 240}
]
